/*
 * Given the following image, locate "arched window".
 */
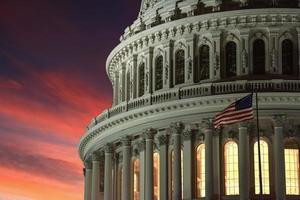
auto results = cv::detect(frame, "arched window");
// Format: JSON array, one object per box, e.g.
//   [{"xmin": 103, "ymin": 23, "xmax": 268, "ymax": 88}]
[
  {"xmin": 225, "ymin": 41, "xmax": 237, "ymax": 77},
  {"xmin": 126, "ymin": 70, "xmax": 130, "ymax": 101},
  {"xmin": 224, "ymin": 141, "xmax": 239, "ymax": 195},
  {"xmin": 254, "ymin": 139, "xmax": 270, "ymax": 194},
  {"xmin": 155, "ymin": 55, "xmax": 163, "ymax": 91},
  {"xmin": 153, "ymin": 152, "xmax": 160, "ymax": 200},
  {"xmin": 138, "ymin": 63, "xmax": 145, "ymax": 97},
  {"xmin": 285, "ymin": 141, "xmax": 300, "ymax": 195},
  {"xmin": 282, "ymin": 39, "xmax": 294, "ymax": 75},
  {"xmin": 175, "ymin": 49, "xmax": 185, "ymax": 85},
  {"xmin": 253, "ymin": 39, "xmax": 266, "ymax": 75},
  {"xmin": 196, "ymin": 144, "xmax": 205, "ymax": 197},
  {"xmin": 195, "ymin": 45, "xmax": 210, "ymax": 82},
  {"xmin": 133, "ymin": 159, "xmax": 140, "ymax": 200}
]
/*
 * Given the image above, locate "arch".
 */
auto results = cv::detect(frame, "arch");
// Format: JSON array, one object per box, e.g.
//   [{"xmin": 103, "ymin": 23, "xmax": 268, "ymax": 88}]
[
  {"xmin": 153, "ymin": 152, "xmax": 160, "ymax": 200},
  {"xmin": 284, "ymin": 140, "xmax": 300, "ymax": 195},
  {"xmin": 282, "ymin": 39, "xmax": 294, "ymax": 75},
  {"xmin": 175, "ymin": 49, "xmax": 185, "ymax": 85},
  {"xmin": 225, "ymin": 41, "xmax": 237, "ymax": 77},
  {"xmin": 196, "ymin": 45, "xmax": 210, "ymax": 82},
  {"xmin": 138, "ymin": 63, "xmax": 145, "ymax": 97},
  {"xmin": 254, "ymin": 139, "xmax": 270, "ymax": 194},
  {"xmin": 196, "ymin": 144, "xmax": 205, "ymax": 198},
  {"xmin": 224, "ymin": 140, "xmax": 239, "ymax": 195},
  {"xmin": 253, "ymin": 39, "xmax": 266, "ymax": 75},
  {"xmin": 133, "ymin": 158, "xmax": 140, "ymax": 200},
  {"xmin": 155, "ymin": 55, "xmax": 163, "ymax": 91}
]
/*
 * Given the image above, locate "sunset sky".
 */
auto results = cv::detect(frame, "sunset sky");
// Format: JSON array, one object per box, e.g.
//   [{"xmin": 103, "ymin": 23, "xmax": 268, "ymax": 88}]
[{"xmin": 0, "ymin": 1, "xmax": 139, "ymax": 199}]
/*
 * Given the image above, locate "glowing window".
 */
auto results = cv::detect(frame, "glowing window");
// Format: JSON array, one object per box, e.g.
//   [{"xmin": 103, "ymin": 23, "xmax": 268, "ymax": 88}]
[
  {"xmin": 154, "ymin": 152, "xmax": 160, "ymax": 200},
  {"xmin": 224, "ymin": 141, "xmax": 239, "ymax": 195},
  {"xmin": 254, "ymin": 139, "xmax": 270, "ymax": 194},
  {"xmin": 253, "ymin": 39, "xmax": 266, "ymax": 75},
  {"xmin": 285, "ymin": 143, "xmax": 300, "ymax": 195},
  {"xmin": 196, "ymin": 144, "xmax": 205, "ymax": 197},
  {"xmin": 282, "ymin": 39, "xmax": 294, "ymax": 75},
  {"xmin": 138, "ymin": 63, "xmax": 145, "ymax": 97},
  {"xmin": 175, "ymin": 50, "xmax": 185, "ymax": 85},
  {"xmin": 133, "ymin": 159, "xmax": 140, "ymax": 200},
  {"xmin": 155, "ymin": 55, "xmax": 163, "ymax": 91}
]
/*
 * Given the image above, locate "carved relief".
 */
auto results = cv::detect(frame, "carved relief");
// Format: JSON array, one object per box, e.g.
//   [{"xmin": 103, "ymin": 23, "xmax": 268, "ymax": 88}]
[{"xmin": 271, "ymin": 48, "xmax": 278, "ymax": 73}]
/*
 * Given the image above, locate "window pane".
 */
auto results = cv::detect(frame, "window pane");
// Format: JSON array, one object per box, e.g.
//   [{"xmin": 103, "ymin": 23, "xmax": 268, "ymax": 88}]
[
  {"xmin": 253, "ymin": 39, "xmax": 266, "ymax": 75},
  {"xmin": 196, "ymin": 144, "xmax": 205, "ymax": 197},
  {"xmin": 133, "ymin": 159, "xmax": 140, "ymax": 200},
  {"xmin": 154, "ymin": 153, "xmax": 160, "ymax": 200},
  {"xmin": 285, "ymin": 148, "xmax": 300, "ymax": 195},
  {"xmin": 225, "ymin": 42, "xmax": 237, "ymax": 77},
  {"xmin": 139, "ymin": 63, "xmax": 145, "ymax": 97},
  {"xmin": 282, "ymin": 39, "xmax": 294, "ymax": 75},
  {"xmin": 224, "ymin": 141, "xmax": 239, "ymax": 195},
  {"xmin": 155, "ymin": 56, "xmax": 163, "ymax": 90},
  {"xmin": 254, "ymin": 139, "xmax": 270, "ymax": 194},
  {"xmin": 175, "ymin": 50, "xmax": 185, "ymax": 85}
]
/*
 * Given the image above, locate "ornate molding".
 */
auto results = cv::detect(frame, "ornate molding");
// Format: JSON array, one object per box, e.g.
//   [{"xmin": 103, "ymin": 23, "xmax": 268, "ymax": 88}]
[
  {"xmin": 170, "ymin": 122, "xmax": 184, "ymax": 135},
  {"xmin": 157, "ymin": 134, "xmax": 169, "ymax": 146},
  {"xmin": 92, "ymin": 151, "xmax": 103, "ymax": 161},
  {"xmin": 121, "ymin": 135, "xmax": 132, "ymax": 146},
  {"xmin": 143, "ymin": 128, "xmax": 157, "ymax": 139},
  {"xmin": 183, "ymin": 128, "xmax": 193, "ymax": 140},
  {"xmin": 104, "ymin": 143, "xmax": 113, "ymax": 154}
]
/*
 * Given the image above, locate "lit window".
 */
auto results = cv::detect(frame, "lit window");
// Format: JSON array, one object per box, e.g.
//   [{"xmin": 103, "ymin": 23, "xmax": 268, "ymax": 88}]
[
  {"xmin": 133, "ymin": 159, "xmax": 140, "ymax": 200},
  {"xmin": 196, "ymin": 144, "xmax": 205, "ymax": 197},
  {"xmin": 285, "ymin": 142, "xmax": 300, "ymax": 195},
  {"xmin": 225, "ymin": 41, "xmax": 237, "ymax": 77},
  {"xmin": 139, "ymin": 63, "xmax": 145, "ymax": 97},
  {"xmin": 254, "ymin": 139, "xmax": 270, "ymax": 194},
  {"xmin": 154, "ymin": 152, "xmax": 160, "ymax": 200},
  {"xmin": 253, "ymin": 39, "xmax": 266, "ymax": 75},
  {"xmin": 282, "ymin": 39, "xmax": 294, "ymax": 75},
  {"xmin": 155, "ymin": 55, "xmax": 163, "ymax": 91},
  {"xmin": 224, "ymin": 141, "xmax": 239, "ymax": 195},
  {"xmin": 175, "ymin": 50, "xmax": 185, "ymax": 85}
]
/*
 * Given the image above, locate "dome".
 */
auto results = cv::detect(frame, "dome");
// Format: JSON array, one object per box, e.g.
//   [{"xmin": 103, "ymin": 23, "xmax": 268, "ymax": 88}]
[{"xmin": 80, "ymin": 0, "xmax": 300, "ymax": 200}]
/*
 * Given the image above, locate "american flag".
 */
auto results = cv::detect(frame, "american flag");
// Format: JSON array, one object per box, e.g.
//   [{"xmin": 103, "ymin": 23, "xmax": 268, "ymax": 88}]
[{"xmin": 213, "ymin": 94, "xmax": 254, "ymax": 129}]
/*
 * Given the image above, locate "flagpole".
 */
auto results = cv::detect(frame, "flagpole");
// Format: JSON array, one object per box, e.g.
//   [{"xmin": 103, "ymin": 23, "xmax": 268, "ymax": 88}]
[{"xmin": 255, "ymin": 91, "xmax": 263, "ymax": 197}]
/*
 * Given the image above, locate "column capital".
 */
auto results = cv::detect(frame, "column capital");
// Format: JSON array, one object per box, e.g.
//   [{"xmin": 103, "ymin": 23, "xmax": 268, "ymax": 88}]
[
  {"xmin": 104, "ymin": 143, "xmax": 113, "ymax": 154},
  {"xmin": 121, "ymin": 135, "xmax": 132, "ymax": 146},
  {"xmin": 143, "ymin": 128, "xmax": 157, "ymax": 140},
  {"xmin": 157, "ymin": 134, "xmax": 169, "ymax": 146},
  {"xmin": 272, "ymin": 115, "xmax": 286, "ymax": 127},
  {"xmin": 170, "ymin": 122, "xmax": 184, "ymax": 135},
  {"xmin": 239, "ymin": 121, "xmax": 250, "ymax": 129},
  {"xmin": 137, "ymin": 138, "xmax": 146, "ymax": 152},
  {"xmin": 183, "ymin": 128, "xmax": 193, "ymax": 140},
  {"xmin": 92, "ymin": 151, "xmax": 103, "ymax": 161},
  {"xmin": 200, "ymin": 118, "xmax": 213, "ymax": 131},
  {"xmin": 84, "ymin": 160, "xmax": 92, "ymax": 169}
]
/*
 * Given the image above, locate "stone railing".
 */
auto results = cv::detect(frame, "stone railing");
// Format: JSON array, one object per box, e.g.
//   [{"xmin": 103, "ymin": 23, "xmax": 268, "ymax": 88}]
[{"xmin": 87, "ymin": 79, "xmax": 300, "ymax": 130}]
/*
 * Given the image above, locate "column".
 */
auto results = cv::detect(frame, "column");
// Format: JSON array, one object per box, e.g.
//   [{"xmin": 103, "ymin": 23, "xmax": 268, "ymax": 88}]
[
  {"xmin": 91, "ymin": 152, "xmax": 102, "ymax": 200},
  {"xmin": 121, "ymin": 136, "xmax": 132, "ymax": 200},
  {"xmin": 104, "ymin": 144, "xmax": 113, "ymax": 200},
  {"xmin": 202, "ymin": 119, "xmax": 213, "ymax": 200},
  {"xmin": 84, "ymin": 161, "xmax": 92, "ymax": 200},
  {"xmin": 170, "ymin": 122, "xmax": 184, "ymax": 200},
  {"xmin": 183, "ymin": 128, "xmax": 193, "ymax": 199},
  {"xmin": 144, "ymin": 128, "xmax": 156, "ymax": 200},
  {"xmin": 185, "ymin": 36, "xmax": 195, "ymax": 84},
  {"xmin": 273, "ymin": 115, "xmax": 286, "ymax": 200},
  {"xmin": 212, "ymin": 130, "xmax": 221, "ymax": 198},
  {"xmin": 132, "ymin": 54, "xmax": 138, "ymax": 99},
  {"xmin": 114, "ymin": 71, "xmax": 119, "ymax": 105},
  {"xmin": 163, "ymin": 40, "xmax": 174, "ymax": 89},
  {"xmin": 157, "ymin": 133, "xmax": 169, "ymax": 200},
  {"xmin": 238, "ymin": 122, "xmax": 250, "ymax": 200},
  {"xmin": 144, "ymin": 48, "xmax": 154, "ymax": 94},
  {"xmin": 138, "ymin": 139, "xmax": 146, "ymax": 200},
  {"xmin": 212, "ymin": 31, "xmax": 221, "ymax": 79}
]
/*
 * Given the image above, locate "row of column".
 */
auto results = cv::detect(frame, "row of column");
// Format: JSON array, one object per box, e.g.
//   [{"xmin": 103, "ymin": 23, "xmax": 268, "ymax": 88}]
[{"xmin": 83, "ymin": 116, "xmax": 286, "ymax": 200}]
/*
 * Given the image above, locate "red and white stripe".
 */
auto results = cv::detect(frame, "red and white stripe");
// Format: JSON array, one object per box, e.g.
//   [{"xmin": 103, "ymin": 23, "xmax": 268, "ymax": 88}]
[{"xmin": 213, "ymin": 104, "xmax": 254, "ymax": 129}]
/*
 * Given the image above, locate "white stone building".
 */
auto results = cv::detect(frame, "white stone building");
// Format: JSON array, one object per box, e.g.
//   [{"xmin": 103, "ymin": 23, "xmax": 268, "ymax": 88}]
[{"xmin": 79, "ymin": 0, "xmax": 300, "ymax": 199}]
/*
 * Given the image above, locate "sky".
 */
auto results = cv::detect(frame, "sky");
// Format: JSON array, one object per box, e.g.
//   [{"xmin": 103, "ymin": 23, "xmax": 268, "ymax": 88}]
[{"xmin": 0, "ymin": 1, "xmax": 140, "ymax": 199}]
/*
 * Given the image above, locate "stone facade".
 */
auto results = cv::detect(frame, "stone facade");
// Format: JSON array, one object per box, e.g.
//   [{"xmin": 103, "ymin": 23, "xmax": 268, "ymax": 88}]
[{"xmin": 79, "ymin": 0, "xmax": 300, "ymax": 200}]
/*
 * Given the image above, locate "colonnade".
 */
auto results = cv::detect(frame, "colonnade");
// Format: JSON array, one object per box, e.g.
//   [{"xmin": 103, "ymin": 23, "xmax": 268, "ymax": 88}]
[{"xmin": 83, "ymin": 116, "xmax": 287, "ymax": 200}]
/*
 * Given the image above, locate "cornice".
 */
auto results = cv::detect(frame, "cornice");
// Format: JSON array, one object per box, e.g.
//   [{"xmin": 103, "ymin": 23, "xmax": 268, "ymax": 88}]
[{"xmin": 78, "ymin": 92, "xmax": 300, "ymax": 160}]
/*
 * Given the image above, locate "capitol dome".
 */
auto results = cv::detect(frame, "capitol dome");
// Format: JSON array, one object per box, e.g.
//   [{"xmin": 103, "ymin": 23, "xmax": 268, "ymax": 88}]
[{"xmin": 79, "ymin": 0, "xmax": 300, "ymax": 200}]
